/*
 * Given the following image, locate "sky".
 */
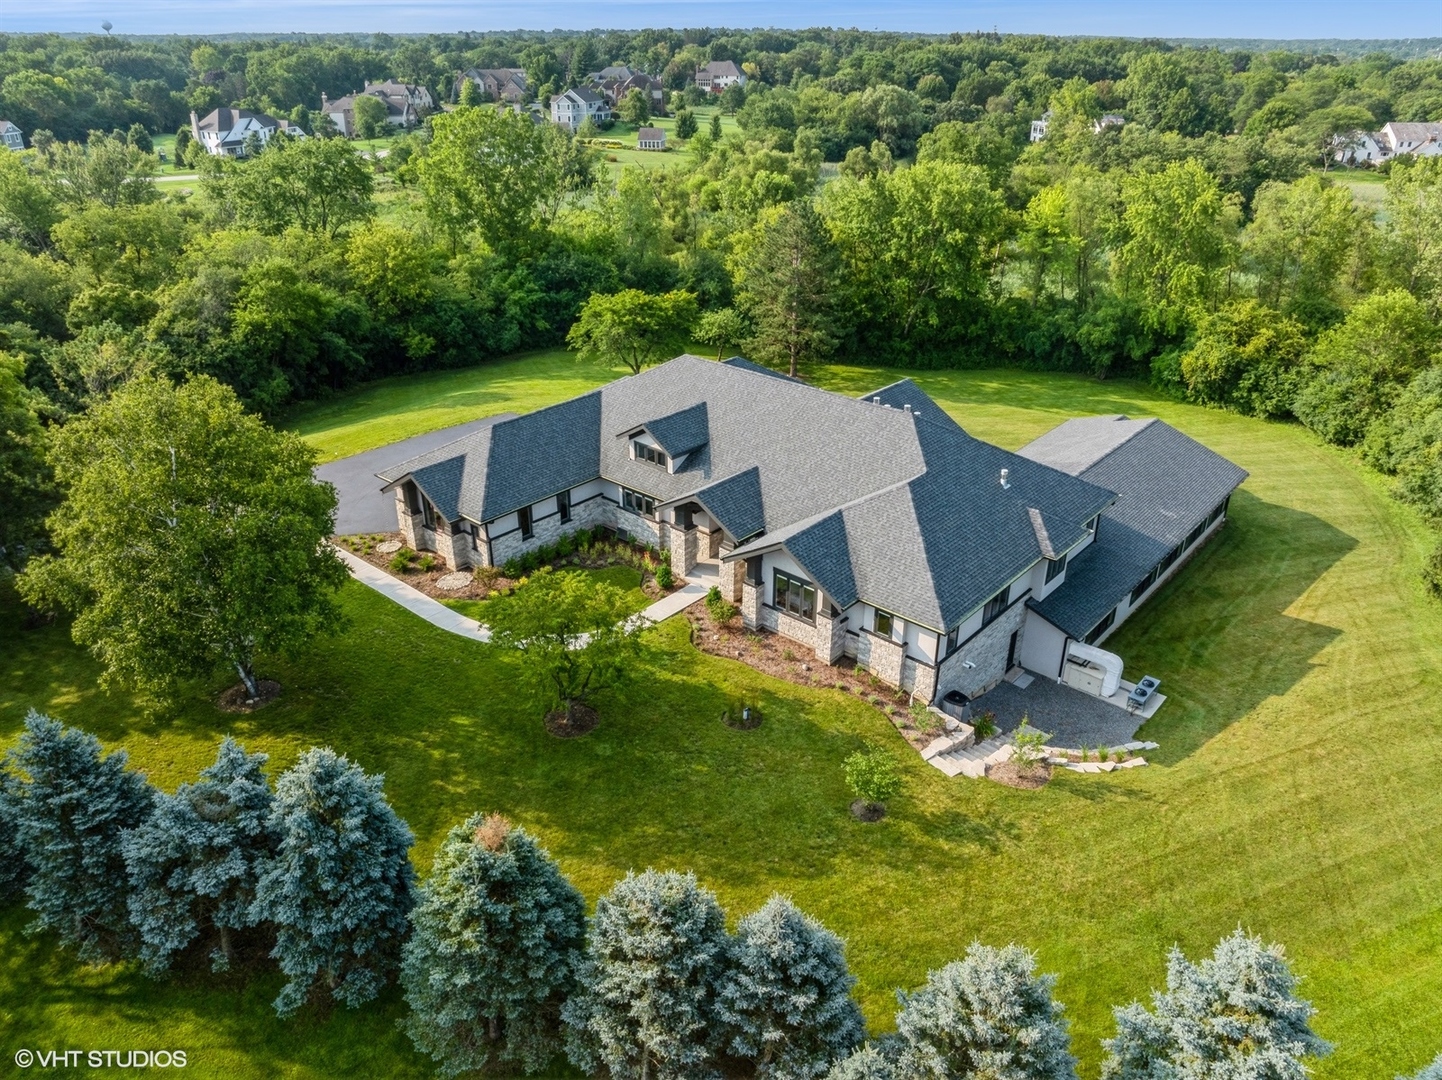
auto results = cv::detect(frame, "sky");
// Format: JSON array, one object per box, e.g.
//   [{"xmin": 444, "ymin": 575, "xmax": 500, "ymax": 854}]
[{"xmin": 2, "ymin": 0, "xmax": 1440, "ymax": 38}]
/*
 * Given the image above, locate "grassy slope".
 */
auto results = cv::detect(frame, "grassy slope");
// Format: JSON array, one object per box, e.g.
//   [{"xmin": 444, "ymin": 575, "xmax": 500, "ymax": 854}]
[{"xmin": 3, "ymin": 362, "xmax": 1441, "ymax": 1078}]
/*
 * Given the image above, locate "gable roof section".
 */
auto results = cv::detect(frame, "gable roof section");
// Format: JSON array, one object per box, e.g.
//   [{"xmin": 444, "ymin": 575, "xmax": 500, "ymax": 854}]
[
  {"xmin": 720, "ymin": 356, "xmax": 797, "ymax": 382},
  {"xmin": 1015, "ymin": 415, "xmax": 1155, "ymax": 475},
  {"xmin": 689, "ymin": 466, "xmax": 765, "ymax": 542},
  {"xmin": 634, "ymin": 402, "xmax": 708, "ymax": 457}
]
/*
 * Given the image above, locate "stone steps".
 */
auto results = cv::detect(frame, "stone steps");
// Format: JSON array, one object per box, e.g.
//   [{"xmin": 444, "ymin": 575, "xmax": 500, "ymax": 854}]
[{"xmin": 930, "ymin": 735, "xmax": 1015, "ymax": 778}]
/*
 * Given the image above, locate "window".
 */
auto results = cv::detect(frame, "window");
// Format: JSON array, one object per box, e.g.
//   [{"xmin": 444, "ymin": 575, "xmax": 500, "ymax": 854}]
[
  {"xmin": 557, "ymin": 490, "xmax": 571, "ymax": 524},
  {"xmin": 1130, "ymin": 568, "xmax": 1158, "ymax": 605},
  {"xmin": 622, "ymin": 488, "xmax": 656, "ymax": 517},
  {"xmin": 469, "ymin": 523, "xmax": 481, "ymax": 552},
  {"xmin": 420, "ymin": 497, "xmax": 435, "ymax": 530},
  {"xmin": 1044, "ymin": 554, "xmax": 1067, "ymax": 584},
  {"xmin": 874, "ymin": 610, "xmax": 894, "ymax": 638},
  {"xmin": 981, "ymin": 585, "xmax": 1010, "ymax": 627},
  {"xmin": 1158, "ymin": 541, "xmax": 1184, "ymax": 574},
  {"xmin": 633, "ymin": 440, "xmax": 669, "ymax": 469},
  {"xmin": 773, "ymin": 570, "xmax": 816, "ymax": 621},
  {"xmin": 1186, "ymin": 518, "xmax": 1206, "ymax": 547},
  {"xmin": 518, "ymin": 505, "xmax": 533, "ymax": 540},
  {"xmin": 1084, "ymin": 608, "xmax": 1116, "ymax": 644},
  {"xmin": 946, "ymin": 624, "xmax": 960, "ymax": 655},
  {"xmin": 403, "ymin": 480, "xmax": 421, "ymax": 515}
]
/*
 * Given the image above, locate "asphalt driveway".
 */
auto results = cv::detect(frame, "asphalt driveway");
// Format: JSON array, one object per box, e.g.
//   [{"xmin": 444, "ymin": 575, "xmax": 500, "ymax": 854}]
[{"xmin": 316, "ymin": 413, "xmax": 515, "ymax": 535}]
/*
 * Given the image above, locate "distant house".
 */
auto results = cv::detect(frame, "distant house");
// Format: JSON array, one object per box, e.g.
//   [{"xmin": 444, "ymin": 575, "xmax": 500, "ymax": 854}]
[
  {"xmin": 589, "ymin": 64, "xmax": 637, "ymax": 83},
  {"xmin": 1029, "ymin": 110, "xmax": 1052, "ymax": 142},
  {"xmin": 637, "ymin": 126, "xmax": 666, "ymax": 150},
  {"xmin": 1382, "ymin": 121, "xmax": 1442, "ymax": 157},
  {"xmin": 366, "ymin": 80, "xmax": 434, "ymax": 112},
  {"xmin": 1092, "ymin": 113, "xmax": 1125, "ymax": 133},
  {"xmin": 695, "ymin": 60, "xmax": 746, "ymax": 94},
  {"xmin": 550, "ymin": 87, "xmax": 612, "ymax": 132},
  {"xmin": 0, "ymin": 120, "xmax": 23, "ymax": 152},
  {"xmin": 1333, "ymin": 130, "xmax": 1389, "ymax": 166},
  {"xmin": 457, "ymin": 67, "xmax": 531, "ymax": 104},
  {"xmin": 1334, "ymin": 121, "xmax": 1442, "ymax": 165},
  {"xmin": 190, "ymin": 108, "xmax": 294, "ymax": 156},
  {"xmin": 321, "ymin": 83, "xmax": 423, "ymax": 138},
  {"xmin": 603, "ymin": 72, "xmax": 667, "ymax": 113}
]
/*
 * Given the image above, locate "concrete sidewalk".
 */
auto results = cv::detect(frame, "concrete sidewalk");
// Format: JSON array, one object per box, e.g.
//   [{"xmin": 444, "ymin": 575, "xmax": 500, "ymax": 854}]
[{"xmin": 334, "ymin": 547, "xmax": 490, "ymax": 642}]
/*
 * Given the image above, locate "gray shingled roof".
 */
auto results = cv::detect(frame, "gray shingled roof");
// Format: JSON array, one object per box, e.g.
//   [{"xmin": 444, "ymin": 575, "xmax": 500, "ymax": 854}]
[
  {"xmin": 689, "ymin": 466, "xmax": 765, "ymax": 541},
  {"xmin": 634, "ymin": 402, "xmax": 708, "ymax": 457},
  {"xmin": 1015, "ymin": 415, "xmax": 1153, "ymax": 475},
  {"xmin": 1020, "ymin": 417, "xmax": 1248, "ymax": 638}
]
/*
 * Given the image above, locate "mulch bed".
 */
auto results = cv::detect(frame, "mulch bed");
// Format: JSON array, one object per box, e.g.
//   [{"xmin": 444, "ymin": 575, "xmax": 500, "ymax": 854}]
[
  {"xmin": 850, "ymin": 799, "xmax": 887, "ymax": 822},
  {"xmin": 333, "ymin": 531, "xmax": 673, "ymax": 604},
  {"xmin": 685, "ymin": 604, "xmax": 942, "ymax": 750},
  {"xmin": 217, "ymin": 680, "xmax": 282, "ymax": 713},
  {"xmin": 545, "ymin": 702, "xmax": 600, "ymax": 738},
  {"xmin": 987, "ymin": 761, "xmax": 1052, "ymax": 789}
]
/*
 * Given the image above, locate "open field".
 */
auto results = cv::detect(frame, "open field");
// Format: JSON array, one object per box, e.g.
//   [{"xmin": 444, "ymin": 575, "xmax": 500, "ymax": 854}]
[{"xmin": 3, "ymin": 358, "xmax": 1441, "ymax": 1079}]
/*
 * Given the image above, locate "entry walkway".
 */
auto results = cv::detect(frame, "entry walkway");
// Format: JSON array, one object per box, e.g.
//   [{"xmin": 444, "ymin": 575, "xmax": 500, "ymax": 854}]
[{"xmin": 336, "ymin": 546, "xmax": 714, "ymax": 641}]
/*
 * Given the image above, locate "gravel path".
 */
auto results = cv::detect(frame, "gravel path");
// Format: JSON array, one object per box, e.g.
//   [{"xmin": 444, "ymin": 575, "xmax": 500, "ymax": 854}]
[{"xmin": 971, "ymin": 676, "xmax": 1145, "ymax": 749}]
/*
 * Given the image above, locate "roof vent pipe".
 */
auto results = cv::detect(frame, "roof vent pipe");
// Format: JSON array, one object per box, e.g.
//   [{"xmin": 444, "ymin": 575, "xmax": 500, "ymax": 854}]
[
  {"xmin": 872, "ymin": 397, "xmax": 881, "ymax": 405},
  {"xmin": 999, "ymin": 468, "xmax": 1010, "ymax": 489},
  {"xmin": 903, "ymin": 403, "xmax": 911, "ymax": 413}
]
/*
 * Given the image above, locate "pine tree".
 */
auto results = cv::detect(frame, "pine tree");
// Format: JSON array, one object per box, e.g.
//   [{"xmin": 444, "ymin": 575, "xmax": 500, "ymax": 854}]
[
  {"xmin": 5, "ymin": 711, "xmax": 154, "ymax": 962},
  {"xmin": 123, "ymin": 738, "xmax": 278, "ymax": 974},
  {"xmin": 718, "ymin": 895, "xmax": 866, "ymax": 1080},
  {"xmin": 710, "ymin": 112, "xmax": 723, "ymax": 140},
  {"xmin": 401, "ymin": 813, "xmax": 587, "ymax": 1076},
  {"xmin": 0, "ymin": 760, "xmax": 30, "ymax": 901},
  {"xmin": 739, "ymin": 201, "xmax": 842, "ymax": 378},
  {"xmin": 564, "ymin": 869, "xmax": 732, "ymax": 1080},
  {"xmin": 252, "ymin": 748, "xmax": 415, "ymax": 1017},
  {"xmin": 827, "ymin": 1044, "xmax": 916, "ymax": 1080},
  {"xmin": 1404, "ymin": 1055, "xmax": 1442, "ymax": 1080},
  {"xmin": 676, "ymin": 109, "xmax": 698, "ymax": 140},
  {"xmin": 1102, "ymin": 929, "xmax": 1331, "ymax": 1080},
  {"xmin": 892, "ymin": 943, "xmax": 1077, "ymax": 1080}
]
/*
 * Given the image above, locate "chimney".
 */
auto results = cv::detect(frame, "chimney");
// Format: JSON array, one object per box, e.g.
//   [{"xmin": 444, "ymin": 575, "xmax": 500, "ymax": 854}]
[{"xmin": 999, "ymin": 468, "xmax": 1011, "ymax": 489}]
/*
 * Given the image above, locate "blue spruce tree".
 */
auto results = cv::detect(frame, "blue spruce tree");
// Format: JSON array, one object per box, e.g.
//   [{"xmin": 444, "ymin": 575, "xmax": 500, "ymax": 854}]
[
  {"xmin": 564, "ymin": 869, "xmax": 732, "ymax": 1080},
  {"xmin": 827, "ymin": 1044, "xmax": 917, "ymax": 1080},
  {"xmin": 251, "ymin": 748, "xmax": 415, "ymax": 1016},
  {"xmin": 718, "ymin": 895, "xmax": 867, "ymax": 1079},
  {"xmin": 1102, "ymin": 929, "xmax": 1331, "ymax": 1080},
  {"xmin": 0, "ymin": 758, "xmax": 29, "ymax": 901},
  {"xmin": 1403, "ymin": 1055, "xmax": 1442, "ymax": 1080},
  {"xmin": 123, "ymin": 738, "xmax": 278, "ymax": 973},
  {"xmin": 401, "ymin": 813, "xmax": 586, "ymax": 1076},
  {"xmin": 4, "ymin": 711, "xmax": 154, "ymax": 962},
  {"xmin": 883, "ymin": 942, "xmax": 1077, "ymax": 1080}
]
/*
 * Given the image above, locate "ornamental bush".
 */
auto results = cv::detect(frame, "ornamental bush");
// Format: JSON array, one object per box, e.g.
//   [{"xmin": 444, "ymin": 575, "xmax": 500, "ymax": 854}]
[
  {"xmin": 5, "ymin": 711, "xmax": 155, "ymax": 963},
  {"xmin": 401, "ymin": 814, "xmax": 587, "ymax": 1076},
  {"xmin": 718, "ymin": 895, "xmax": 867, "ymax": 1079},
  {"xmin": 0, "ymin": 759, "xmax": 30, "ymax": 901},
  {"xmin": 123, "ymin": 738, "xmax": 278, "ymax": 973},
  {"xmin": 564, "ymin": 869, "xmax": 731, "ymax": 1080},
  {"xmin": 842, "ymin": 750, "xmax": 902, "ymax": 809},
  {"xmin": 252, "ymin": 748, "xmax": 415, "ymax": 1016},
  {"xmin": 1102, "ymin": 928, "xmax": 1330, "ymax": 1080},
  {"xmin": 893, "ymin": 943, "xmax": 1077, "ymax": 1080}
]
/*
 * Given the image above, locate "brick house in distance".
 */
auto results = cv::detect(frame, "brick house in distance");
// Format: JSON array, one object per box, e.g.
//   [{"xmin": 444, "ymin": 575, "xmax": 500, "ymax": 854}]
[
  {"xmin": 375, "ymin": 356, "xmax": 1245, "ymax": 705},
  {"xmin": 695, "ymin": 60, "xmax": 746, "ymax": 93},
  {"xmin": 456, "ymin": 67, "xmax": 531, "ymax": 103}
]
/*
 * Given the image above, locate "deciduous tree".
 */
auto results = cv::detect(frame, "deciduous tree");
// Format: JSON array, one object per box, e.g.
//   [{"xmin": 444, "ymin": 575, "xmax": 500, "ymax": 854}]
[
  {"xmin": 401, "ymin": 814, "xmax": 587, "ymax": 1076},
  {"xmin": 252, "ymin": 748, "xmax": 415, "ymax": 1016},
  {"xmin": 696, "ymin": 307, "xmax": 749, "ymax": 360},
  {"xmin": 5, "ymin": 711, "xmax": 155, "ymax": 963},
  {"xmin": 620, "ymin": 88, "xmax": 652, "ymax": 125},
  {"xmin": 123, "ymin": 738, "xmax": 278, "ymax": 973},
  {"xmin": 1179, "ymin": 299, "xmax": 1308, "ymax": 419},
  {"xmin": 18, "ymin": 375, "xmax": 348, "ymax": 702},
  {"xmin": 1102, "ymin": 929, "xmax": 1330, "ymax": 1080},
  {"xmin": 567, "ymin": 288, "xmax": 697, "ymax": 375},
  {"xmin": 675, "ymin": 109, "xmax": 698, "ymax": 140},
  {"xmin": 0, "ymin": 351, "xmax": 56, "ymax": 572},
  {"xmin": 351, "ymin": 93, "xmax": 390, "ymax": 140},
  {"xmin": 1244, "ymin": 175, "xmax": 1365, "ymax": 325},
  {"xmin": 205, "ymin": 135, "xmax": 374, "ymax": 237}
]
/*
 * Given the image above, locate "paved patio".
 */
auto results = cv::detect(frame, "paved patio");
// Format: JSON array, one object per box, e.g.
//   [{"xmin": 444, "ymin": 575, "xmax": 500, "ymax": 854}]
[{"xmin": 970, "ymin": 673, "xmax": 1154, "ymax": 749}]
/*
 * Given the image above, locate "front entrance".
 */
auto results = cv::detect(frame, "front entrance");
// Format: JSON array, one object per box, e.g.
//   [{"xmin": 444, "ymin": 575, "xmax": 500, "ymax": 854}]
[{"xmin": 1006, "ymin": 630, "xmax": 1019, "ymax": 671}]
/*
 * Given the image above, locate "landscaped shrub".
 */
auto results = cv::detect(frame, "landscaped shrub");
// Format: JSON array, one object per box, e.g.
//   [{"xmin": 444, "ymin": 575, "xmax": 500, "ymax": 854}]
[
  {"xmin": 1012, "ymin": 719, "xmax": 1048, "ymax": 772},
  {"xmin": 0, "ymin": 761, "xmax": 27, "ymax": 901},
  {"xmin": 252, "ymin": 748, "xmax": 415, "ymax": 1017},
  {"xmin": 657, "ymin": 560, "xmax": 675, "ymax": 590},
  {"xmin": 717, "ymin": 895, "xmax": 867, "ymax": 1079},
  {"xmin": 502, "ymin": 557, "xmax": 523, "ymax": 578},
  {"xmin": 564, "ymin": 869, "xmax": 731, "ymax": 1079},
  {"xmin": 972, "ymin": 711, "xmax": 997, "ymax": 741},
  {"xmin": 5, "ymin": 711, "xmax": 155, "ymax": 963},
  {"xmin": 703, "ymin": 586, "xmax": 737, "ymax": 622},
  {"xmin": 825, "ymin": 1043, "xmax": 910, "ymax": 1079},
  {"xmin": 401, "ymin": 814, "xmax": 586, "ymax": 1077},
  {"xmin": 417, "ymin": 553, "xmax": 438, "ymax": 572},
  {"xmin": 1102, "ymin": 929, "xmax": 1330, "ymax": 1080},
  {"xmin": 123, "ymin": 738, "xmax": 278, "ymax": 974},
  {"xmin": 893, "ymin": 943, "xmax": 1077, "ymax": 1080},
  {"xmin": 842, "ymin": 751, "xmax": 902, "ymax": 814},
  {"xmin": 390, "ymin": 547, "xmax": 417, "ymax": 572}
]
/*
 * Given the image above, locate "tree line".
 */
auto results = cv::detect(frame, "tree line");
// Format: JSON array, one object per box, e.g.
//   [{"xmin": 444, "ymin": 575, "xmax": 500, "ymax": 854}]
[{"xmin": 0, "ymin": 709, "xmax": 1383, "ymax": 1080}]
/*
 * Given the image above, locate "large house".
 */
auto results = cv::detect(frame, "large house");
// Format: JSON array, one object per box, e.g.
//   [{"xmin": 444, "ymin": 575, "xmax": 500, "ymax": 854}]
[
  {"xmin": 190, "ymin": 108, "xmax": 299, "ymax": 156},
  {"xmin": 1334, "ymin": 120, "xmax": 1442, "ymax": 165},
  {"xmin": 550, "ymin": 87, "xmax": 612, "ymax": 131},
  {"xmin": 457, "ymin": 67, "xmax": 531, "ymax": 104},
  {"xmin": 1, "ymin": 120, "xmax": 23, "ymax": 151},
  {"xmin": 320, "ymin": 82, "xmax": 428, "ymax": 137},
  {"xmin": 599, "ymin": 72, "xmax": 666, "ymax": 112},
  {"xmin": 695, "ymin": 60, "xmax": 746, "ymax": 93},
  {"xmin": 375, "ymin": 356, "xmax": 1246, "ymax": 705}
]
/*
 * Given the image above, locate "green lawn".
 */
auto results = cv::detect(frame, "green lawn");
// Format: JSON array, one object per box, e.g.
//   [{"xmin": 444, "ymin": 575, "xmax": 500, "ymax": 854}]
[
  {"xmin": 4, "ymin": 359, "xmax": 1442, "ymax": 1079},
  {"xmin": 439, "ymin": 565, "xmax": 649, "ymax": 622}
]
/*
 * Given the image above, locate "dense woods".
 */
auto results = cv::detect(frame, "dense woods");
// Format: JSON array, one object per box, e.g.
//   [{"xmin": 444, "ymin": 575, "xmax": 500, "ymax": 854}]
[{"xmin": 0, "ymin": 29, "xmax": 1440, "ymax": 583}]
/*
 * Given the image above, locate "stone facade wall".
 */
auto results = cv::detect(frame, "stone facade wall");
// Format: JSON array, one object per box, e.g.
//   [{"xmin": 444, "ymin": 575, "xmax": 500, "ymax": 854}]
[
  {"xmin": 433, "ymin": 524, "xmax": 470, "ymax": 569},
  {"xmin": 741, "ymin": 580, "xmax": 760, "ymax": 627},
  {"xmin": 669, "ymin": 525, "xmax": 699, "ymax": 576},
  {"xmin": 726, "ymin": 560, "xmax": 746, "ymax": 603},
  {"xmin": 856, "ymin": 630, "xmax": 905, "ymax": 686},
  {"xmin": 815, "ymin": 610, "xmax": 848, "ymax": 663},
  {"xmin": 901, "ymin": 657, "xmax": 938, "ymax": 702},
  {"xmin": 774, "ymin": 610, "xmax": 819, "ymax": 653},
  {"xmin": 934, "ymin": 600, "xmax": 1028, "ymax": 701}
]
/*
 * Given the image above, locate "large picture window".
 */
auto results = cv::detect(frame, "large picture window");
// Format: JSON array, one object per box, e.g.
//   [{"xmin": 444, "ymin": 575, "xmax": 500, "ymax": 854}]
[
  {"xmin": 622, "ymin": 488, "xmax": 656, "ymax": 517},
  {"xmin": 773, "ymin": 570, "xmax": 816, "ymax": 621},
  {"xmin": 1044, "ymin": 554, "xmax": 1067, "ymax": 584}
]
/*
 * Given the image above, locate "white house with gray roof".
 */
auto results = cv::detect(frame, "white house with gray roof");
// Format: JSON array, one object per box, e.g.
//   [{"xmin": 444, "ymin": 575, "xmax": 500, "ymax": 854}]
[{"xmin": 375, "ymin": 356, "xmax": 1246, "ymax": 704}]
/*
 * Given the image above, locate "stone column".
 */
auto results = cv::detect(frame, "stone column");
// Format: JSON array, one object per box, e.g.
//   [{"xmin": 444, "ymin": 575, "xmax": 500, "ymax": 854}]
[
  {"xmin": 669, "ymin": 525, "xmax": 698, "ymax": 578},
  {"xmin": 741, "ymin": 581, "xmax": 760, "ymax": 629},
  {"xmin": 396, "ymin": 492, "xmax": 419, "ymax": 549},
  {"xmin": 728, "ymin": 560, "xmax": 746, "ymax": 603},
  {"xmin": 814, "ymin": 611, "xmax": 846, "ymax": 664}
]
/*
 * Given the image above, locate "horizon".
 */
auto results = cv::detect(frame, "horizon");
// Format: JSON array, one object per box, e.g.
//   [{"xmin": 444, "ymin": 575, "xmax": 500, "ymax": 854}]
[{"xmin": 4, "ymin": 0, "xmax": 1441, "ymax": 40}]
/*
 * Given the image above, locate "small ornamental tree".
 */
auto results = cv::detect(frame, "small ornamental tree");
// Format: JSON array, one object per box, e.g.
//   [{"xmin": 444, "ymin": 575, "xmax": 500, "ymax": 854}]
[
  {"xmin": 843, "ymin": 751, "xmax": 902, "ymax": 815},
  {"xmin": 485, "ymin": 568, "xmax": 648, "ymax": 729},
  {"xmin": 564, "ymin": 869, "xmax": 732, "ymax": 1080},
  {"xmin": 1101, "ymin": 929, "xmax": 1331, "ymax": 1080},
  {"xmin": 893, "ymin": 943, "xmax": 1078, "ymax": 1080},
  {"xmin": 620, "ymin": 88, "xmax": 652, "ymax": 125},
  {"xmin": 123, "ymin": 738, "xmax": 278, "ymax": 973},
  {"xmin": 567, "ymin": 288, "xmax": 699, "ymax": 375},
  {"xmin": 401, "ymin": 814, "xmax": 587, "ymax": 1076},
  {"xmin": 5, "ymin": 711, "xmax": 155, "ymax": 962},
  {"xmin": 675, "ymin": 109, "xmax": 698, "ymax": 140},
  {"xmin": 718, "ymin": 895, "xmax": 867, "ymax": 1079},
  {"xmin": 252, "ymin": 748, "xmax": 415, "ymax": 1017},
  {"xmin": 696, "ymin": 308, "xmax": 750, "ymax": 361}
]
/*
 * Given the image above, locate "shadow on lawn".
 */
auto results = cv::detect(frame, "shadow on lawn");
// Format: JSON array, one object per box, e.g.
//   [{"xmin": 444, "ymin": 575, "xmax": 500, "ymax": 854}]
[{"xmin": 1115, "ymin": 489, "xmax": 1356, "ymax": 762}]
